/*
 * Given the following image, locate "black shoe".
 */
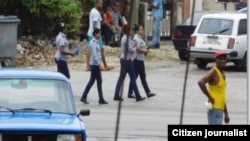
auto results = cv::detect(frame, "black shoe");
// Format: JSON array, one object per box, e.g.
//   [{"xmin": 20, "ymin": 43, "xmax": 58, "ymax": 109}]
[
  {"xmin": 136, "ymin": 97, "xmax": 146, "ymax": 102},
  {"xmin": 147, "ymin": 93, "xmax": 156, "ymax": 98},
  {"xmin": 80, "ymin": 99, "xmax": 89, "ymax": 104},
  {"xmin": 99, "ymin": 100, "xmax": 108, "ymax": 104},
  {"xmin": 114, "ymin": 96, "xmax": 124, "ymax": 101},
  {"xmin": 128, "ymin": 94, "xmax": 136, "ymax": 98}
]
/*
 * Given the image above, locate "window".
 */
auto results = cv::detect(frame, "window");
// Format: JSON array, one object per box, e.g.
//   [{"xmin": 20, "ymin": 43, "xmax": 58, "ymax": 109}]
[
  {"xmin": 0, "ymin": 79, "xmax": 74, "ymax": 113},
  {"xmin": 238, "ymin": 19, "xmax": 247, "ymax": 35},
  {"xmin": 198, "ymin": 18, "xmax": 233, "ymax": 35}
]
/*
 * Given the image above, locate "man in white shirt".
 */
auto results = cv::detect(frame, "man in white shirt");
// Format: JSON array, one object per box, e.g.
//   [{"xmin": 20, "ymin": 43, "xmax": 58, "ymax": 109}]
[
  {"xmin": 87, "ymin": 0, "xmax": 102, "ymax": 40},
  {"xmin": 86, "ymin": 0, "xmax": 113, "ymax": 71}
]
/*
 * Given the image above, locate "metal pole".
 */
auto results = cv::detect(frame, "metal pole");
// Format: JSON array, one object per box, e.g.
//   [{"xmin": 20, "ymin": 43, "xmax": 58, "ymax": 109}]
[
  {"xmin": 247, "ymin": 0, "xmax": 250, "ymax": 125},
  {"xmin": 114, "ymin": 2, "xmax": 134, "ymax": 140},
  {"xmin": 179, "ymin": 0, "xmax": 195, "ymax": 125}
]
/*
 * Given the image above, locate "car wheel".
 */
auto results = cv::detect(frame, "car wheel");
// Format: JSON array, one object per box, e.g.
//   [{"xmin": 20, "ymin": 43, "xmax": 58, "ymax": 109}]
[
  {"xmin": 195, "ymin": 59, "xmax": 208, "ymax": 69},
  {"xmin": 235, "ymin": 53, "xmax": 247, "ymax": 72},
  {"xmin": 178, "ymin": 50, "xmax": 189, "ymax": 61}
]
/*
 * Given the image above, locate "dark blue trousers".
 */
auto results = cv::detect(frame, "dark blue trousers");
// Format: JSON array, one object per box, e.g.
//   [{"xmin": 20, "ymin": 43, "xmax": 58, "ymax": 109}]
[
  {"xmin": 128, "ymin": 59, "xmax": 151, "ymax": 96},
  {"xmin": 55, "ymin": 58, "xmax": 70, "ymax": 79},
  {"xmin": 114, "ymin": 58, "xmax": 142, "ymax": 99},
  {"xmin": 81, "ymin": 65, "xmax": 104, "ymax": 101}
]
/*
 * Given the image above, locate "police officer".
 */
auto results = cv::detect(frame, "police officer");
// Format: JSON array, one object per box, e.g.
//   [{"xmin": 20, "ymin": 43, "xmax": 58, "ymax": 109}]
[
  {"xmin": 113, "ymin": 25, "xmax": 146, "ymax": 102},
  {"xmin": 54, "ymin": 23, "xmax": 75, "ymax": 79},
  {"xmin": 80, "ymin": 28, "xmax": 108, "ymax": 105}
]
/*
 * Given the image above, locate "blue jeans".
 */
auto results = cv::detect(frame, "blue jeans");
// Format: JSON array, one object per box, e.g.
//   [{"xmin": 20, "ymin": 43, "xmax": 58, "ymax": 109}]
[
  {"xmin": 207, "ymin": 108, "xmax": 223, "ymax": 125},
  {"xmin": 81, "ymin": 65, "xmax": 104, "ymax": 101},
  {"xmin": 114, "ymin": 59, "xmax": 142, "ymax": 100},
  {"xmin": 151, "ymin": 18, "xmax": 162, "ymax": 46}
]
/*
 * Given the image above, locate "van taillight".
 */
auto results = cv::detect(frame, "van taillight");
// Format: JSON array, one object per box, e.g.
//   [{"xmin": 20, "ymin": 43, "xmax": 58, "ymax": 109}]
[
  {"xmin": 189, "ymin": 36, "xmax": 196, "ymax": 47},
  {"xmin": 227, "ymin": 38, "xmax": 235, "ymax": 49}
]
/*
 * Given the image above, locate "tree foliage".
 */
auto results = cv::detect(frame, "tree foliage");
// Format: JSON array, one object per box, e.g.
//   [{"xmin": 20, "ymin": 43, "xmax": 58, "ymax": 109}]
[
  {"xmin": 0, "ymin": 0, "xmax": 83, "ymax": 39},
  {"xmin": 0, "ymin": 0, "xmax": 120, "ymax": 39}
]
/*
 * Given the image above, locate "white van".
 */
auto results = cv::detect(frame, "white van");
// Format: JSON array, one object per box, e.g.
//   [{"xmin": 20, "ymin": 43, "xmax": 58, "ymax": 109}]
[{"xmin": 189, "ymin": 12, "xmax": 247, "ymax": 71}]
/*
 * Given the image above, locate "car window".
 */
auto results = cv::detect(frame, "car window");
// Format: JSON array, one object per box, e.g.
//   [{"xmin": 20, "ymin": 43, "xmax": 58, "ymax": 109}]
[
  {"xmin": 198, "ymin": 18, "xmax": 233, "ymax": 35},
  {"xmin": 238, "ymin": 19, "xmax": 247, "ymax": 35},
  {"xmin": 0, "ymin": 79, "xmax": 74, "ymax": 113}
]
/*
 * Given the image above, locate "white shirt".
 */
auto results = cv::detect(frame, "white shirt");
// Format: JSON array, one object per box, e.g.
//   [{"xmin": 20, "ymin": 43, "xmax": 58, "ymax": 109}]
[
  {"xmin": 89, "ymin": 38, "xmax": 102, "ymax": 66},
  {"xmin": 134, "ymin": 34, "xmax": 146, "ymax": 61},
  {"xmin": 87, "ymin": 7, "xmax": 102, "ymax": 37},
  {"xmin": 122, "ymin": 16, "xmax": 128, "ymax": 25},
  {"xmin": 120, "ymin": 35, "xmax": 136, "ymax": 60},
  {"xmin": 54, "ymin": 32, "xmax": 69, "ymax": 61}
]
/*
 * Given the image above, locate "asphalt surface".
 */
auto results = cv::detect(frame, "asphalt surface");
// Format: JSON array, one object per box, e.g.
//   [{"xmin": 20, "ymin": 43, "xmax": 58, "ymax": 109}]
[{"xmin": 66, "ymin": 43, "xmax": 247, "ymax": 141}]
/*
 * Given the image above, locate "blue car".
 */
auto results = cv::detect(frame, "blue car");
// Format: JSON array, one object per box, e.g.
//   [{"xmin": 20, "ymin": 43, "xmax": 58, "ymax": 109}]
[{"xmin": 0, "ymin": 68, "xmax": 90, "ymax": 141}]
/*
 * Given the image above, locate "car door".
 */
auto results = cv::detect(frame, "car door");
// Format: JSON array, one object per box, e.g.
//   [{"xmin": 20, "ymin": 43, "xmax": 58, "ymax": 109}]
[{"xmin": 234, "ymin": 18, "xmax": 247, "ymax": 59}]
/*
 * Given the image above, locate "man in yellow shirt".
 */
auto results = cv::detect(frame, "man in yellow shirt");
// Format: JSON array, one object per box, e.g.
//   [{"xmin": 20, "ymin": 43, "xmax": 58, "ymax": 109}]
[{"xmin": 198, "ymin": 50, "xmax": 230, "ymax": 125}]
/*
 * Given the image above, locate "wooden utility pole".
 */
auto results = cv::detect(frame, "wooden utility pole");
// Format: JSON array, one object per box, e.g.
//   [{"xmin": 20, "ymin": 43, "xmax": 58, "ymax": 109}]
[{"xmin": 130, "ymin": 0, "xmax": 139, "ymax": 27}]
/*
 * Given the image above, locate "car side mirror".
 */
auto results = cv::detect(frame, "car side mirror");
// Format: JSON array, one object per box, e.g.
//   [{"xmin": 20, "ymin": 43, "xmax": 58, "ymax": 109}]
[
  {"xmin": 77, "ymin": 109, "xmax": 90, "ymax": 117},
  {"xmin": 229, "ymin": 51, "xmax": 238, "ymax": 57}
]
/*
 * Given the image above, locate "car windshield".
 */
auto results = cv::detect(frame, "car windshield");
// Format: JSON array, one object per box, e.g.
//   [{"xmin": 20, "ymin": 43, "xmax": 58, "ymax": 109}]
[
  {"xmin": 198, "ymin": 18, "xmax": 233, "ymax": 35},
  {"xmin": 0, "ymin": 79, "xmax": 74, "ymax": 114}
]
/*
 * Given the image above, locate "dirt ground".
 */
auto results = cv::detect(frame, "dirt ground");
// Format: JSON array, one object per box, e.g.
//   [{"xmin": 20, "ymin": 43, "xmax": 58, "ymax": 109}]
[
  {"xmin": 77, "ymin": 41, "xmax": 178, "ymax": 70},
  {"xmin": 22, "ymin": 40, "xmax": 180, "ymax": 71}
]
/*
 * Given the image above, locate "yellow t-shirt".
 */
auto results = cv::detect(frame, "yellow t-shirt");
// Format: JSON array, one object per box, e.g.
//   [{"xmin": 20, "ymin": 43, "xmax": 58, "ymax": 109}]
[{"xmin": 208, "ymin": 66, "xmax": 227, "ymax": 110}]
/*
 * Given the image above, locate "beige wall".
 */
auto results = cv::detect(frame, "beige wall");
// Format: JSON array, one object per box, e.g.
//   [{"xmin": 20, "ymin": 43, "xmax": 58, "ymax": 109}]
[
  {"xmin": 173, "ymin": 0, "xmax": 237, "ymax": 26},
  {"xmin": 193, "ymin": 0, "xmax": 203, "ymax": 12},
  {"xmin": 202, "ymin": 0, "xmax": 237, "ymax": 11}
]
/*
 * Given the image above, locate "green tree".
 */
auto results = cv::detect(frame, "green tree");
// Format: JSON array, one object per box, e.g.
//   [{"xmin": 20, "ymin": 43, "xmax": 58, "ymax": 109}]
[{"xmin": 0, "ymin": 0, "xmax": 83, "ymax": 39}]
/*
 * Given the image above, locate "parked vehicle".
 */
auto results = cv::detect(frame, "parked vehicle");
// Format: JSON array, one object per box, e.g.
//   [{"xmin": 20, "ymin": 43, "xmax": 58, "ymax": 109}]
[
  {"xmin": 189, "ymin": 12, "xmax": 247, "ymax": 71},
  {"xmin": 237, "ymin": 7, "xmax": 247, "ymax": 13},
  {"xmin": 172, "ymin": 11, "xmax": 223, "ymax": 61},
  {"xmin": 0, "ymin": 68, "xmax": 90, "ymax": 141}
]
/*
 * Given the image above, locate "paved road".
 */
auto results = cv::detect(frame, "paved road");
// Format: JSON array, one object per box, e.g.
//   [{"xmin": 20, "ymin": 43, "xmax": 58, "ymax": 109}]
[
  {"xmin": 69, "ymin": 45, "xmax": 247, "ymax": 141},
  {"xmin": 71, "ymin": 64, "xmax": 247, "ymax": 141}
]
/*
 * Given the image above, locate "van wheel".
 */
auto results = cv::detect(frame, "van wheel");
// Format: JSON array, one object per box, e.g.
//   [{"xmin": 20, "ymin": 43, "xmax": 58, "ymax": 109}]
[
  {"xmin": 234, "ymin": 53, "xmax": 247, "ymax": 71},
  {"xmin": 195, "ymin": 59, "xmax": 208, "ymax": 69}
]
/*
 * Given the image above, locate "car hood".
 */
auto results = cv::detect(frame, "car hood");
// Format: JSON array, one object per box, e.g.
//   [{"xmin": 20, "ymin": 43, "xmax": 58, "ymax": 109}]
[{"xmin": 0, "ymin": 113, "xmax": 85, "ymax": 132}]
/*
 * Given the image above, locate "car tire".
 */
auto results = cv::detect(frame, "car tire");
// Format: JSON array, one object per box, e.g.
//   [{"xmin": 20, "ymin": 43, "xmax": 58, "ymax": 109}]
[
  {"xmin": 235, "ymin": 53, "xmax": 247, "ymax": 72},
  {"xmin": 178, "ymin": 50, "xmax": 189, "ymax": 61},
  {"xmin": 195, "ymin": 59, "xmax": 208, "ymax": 69},
  {"xmin": 242, "ymin": 54, "xmax": 247, "ymax": 71}
]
